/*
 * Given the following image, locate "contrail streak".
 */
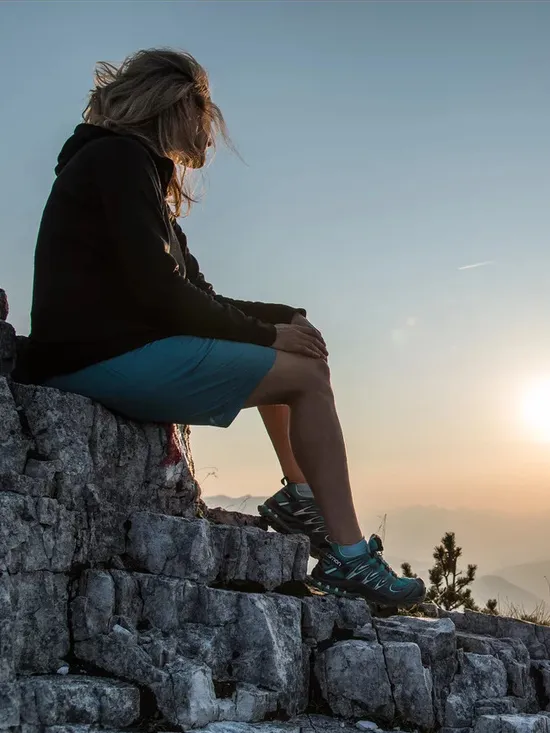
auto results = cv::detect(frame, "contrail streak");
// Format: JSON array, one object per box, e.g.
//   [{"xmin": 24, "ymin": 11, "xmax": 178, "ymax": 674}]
[{"xmin": 458, "ymin": 261, "xmax": 494, "ymax": 270}]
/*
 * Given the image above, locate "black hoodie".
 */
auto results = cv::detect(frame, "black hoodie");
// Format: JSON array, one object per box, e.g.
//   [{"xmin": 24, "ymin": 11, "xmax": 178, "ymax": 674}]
[{"xmin": 16, "ymin": 124, "xmax": 304, "ymax": 384}]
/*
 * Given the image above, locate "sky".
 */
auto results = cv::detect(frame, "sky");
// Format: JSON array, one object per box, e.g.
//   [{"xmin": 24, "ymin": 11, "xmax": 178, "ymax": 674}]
[{"xmin": 2, "ymin": 1, "xmax": 550, "ymax": 520}]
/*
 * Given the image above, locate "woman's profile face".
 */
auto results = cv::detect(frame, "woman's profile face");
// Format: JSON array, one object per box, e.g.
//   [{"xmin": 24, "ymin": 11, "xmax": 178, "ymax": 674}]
[{"xmin": 189, "ymin": 126, "xmax": 211, "ymax": 169}]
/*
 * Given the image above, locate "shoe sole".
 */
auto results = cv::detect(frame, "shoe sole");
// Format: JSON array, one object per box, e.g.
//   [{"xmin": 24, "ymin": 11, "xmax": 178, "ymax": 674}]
[
  {"xmin": 258, "ymin": 503, "xmax": 326, "ymax": 560},
  {"xmin": 307, "ymin": 575, "xmax": 426, "ymax": 609}
]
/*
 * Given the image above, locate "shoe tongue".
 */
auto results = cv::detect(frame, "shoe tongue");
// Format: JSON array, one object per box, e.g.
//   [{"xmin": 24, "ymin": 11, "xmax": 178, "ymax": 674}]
[{"xmin": 368, "ymin": 534, "xmax": 384, "ymax": 554}]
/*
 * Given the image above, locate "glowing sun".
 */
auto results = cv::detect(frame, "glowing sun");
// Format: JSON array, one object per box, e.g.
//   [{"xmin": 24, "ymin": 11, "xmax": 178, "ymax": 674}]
[{"xmin": 521, "ymin": 378, "xmax": 550, "ymax": 442}]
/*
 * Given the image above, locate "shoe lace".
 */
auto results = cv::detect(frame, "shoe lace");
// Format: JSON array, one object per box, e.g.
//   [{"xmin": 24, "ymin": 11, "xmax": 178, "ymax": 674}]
[
  {"xmin": 285, "ymin": 479, "xmax": 328, "ymax": 534},
  {"xmin": 371, "ymin": 549, "xmax": 398, "ymax": 578}
]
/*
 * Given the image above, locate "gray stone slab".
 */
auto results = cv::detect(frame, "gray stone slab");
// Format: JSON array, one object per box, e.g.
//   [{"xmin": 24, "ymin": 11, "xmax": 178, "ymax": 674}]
[
  {"xmin": 19, "ymin": 675, "xmax": 139, "ymax": 728},
  {"xmin": 126, "ymin": 510, "xmax": 308, "ymax": 590},
  {"xmin": 474, "ymin": 714, "xmax": 550, "ymax": 733},
  {"xmin": 72, "ymin": 569, "xmax": 306, "ymax": 729},
  {"xmin": 301, "ymin": 593, "xmax": 373, "ymax": 642},
  {"xmin": 0, "ymin": 493, "xmax": 76, "ymax": 573},
  {"xmin": 446, "ymin": 653, "xmax": 508, "ymax": 728},
  {"xmin": 0, "ymin": 682, "xmax": 20, "ymax": 729},
  {"xmin": 0, "ymin": 572, "xmax": 69, "ymax": 675},
  {"xmin": 314, "ymin": 640, "xmax": 394, "ymax": 720},
  {"xmin": 0, "ymin": 378, "xmax": 29, "ymax": 475},
  {"xmin": 9, "ymin": 385, "xmax": 199, "ymax": 517},
  {"xmin": 382, "ymin": 640, "xmax": 435, "ymax": 728}
]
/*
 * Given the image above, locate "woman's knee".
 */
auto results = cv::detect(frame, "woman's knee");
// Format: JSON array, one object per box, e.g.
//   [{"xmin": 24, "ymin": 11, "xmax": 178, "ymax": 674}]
[
  {"xmin": 286, "ymin": 354, "xmax": 332, "ymax": 401},
  {"xmin": 244, "ymin": 352, "xmax": 331, "ymax": 408},
  {"xmin": 307, "ymin": 356, "xmax": 331, "ymax": 389}
]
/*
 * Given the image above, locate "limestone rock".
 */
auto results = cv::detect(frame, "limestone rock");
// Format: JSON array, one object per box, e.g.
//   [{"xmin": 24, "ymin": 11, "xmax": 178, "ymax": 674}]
[
  {"xmin": 0, "ymin": 575, "xmax": 15, "ymax": 684},
  {"xmin": 382, "ymin": 641, "xmax": 435, "ymax": 728},
  {"xmin": 9, "ymin": 385, "xmax": 199, "ymax": 517},
  {"xmin": 1, "ymin": 571, "xmax": 69, "ymax": 675},
  {"xmin": 531, "ymin": 661, "xmax": 550, "ymax": 711},
  {"xmin": 0, "ymin": 379, "xmax": 29, "ymax": 475},
  {"xmin": 19, "ymin": 676, "xmax": 140, "ymax": 727},
  {"xmin": 445, "ymin": 652, "xmax": 508, "ymax": 727},
  {"xmin": 301, "ymin": 594, "xmax": 373, "ymax": 643},
  {"xmin": 299, "ymin": 715, "xmax": 362, "ymax": 732},
  {"xmin": 458, "ymin": 632, "xmax": 535, "ymax": 702},
  {"xmin": 445, "ymin": 610, "xmax": 550, "ymax": 661},
  {"xmin": 24, "ymin": 457, "xmax": 61, "ymax": 493},
  {"xmin": 72, "ymin": 504, "xmax": 129, "ymax": 567},
  {"xmin": 0, "ymin": 681, "xmax": 20, "ymax": 728},
  {"xmin": 192, "ymin": 724, "xmax": 298, "ymax": 733},
  {"xmin": 205, "ymin": 505, "xmax": 268, "ymax": 530},
  {"xmin": 474, "ymin": 714, "xmax": 550, "ymax": 733},
  {"xmin": 375, "ymin": 615, "xmax": 457, "ymax": 724},
  {"xmin": 0, "ymin": 321, "xmax": 16, "ymax": 376},
  {"xmin": 0, "ymin": 493, "xmax": 76, "ymax": 573},
  {"xmin": 375, "ymin": 615, "xmax": 457, "ymax": 665},
  {"xmin": 193, "ymin": 717, "xmax": 362, "ymax": 732},
  {"xmin": 72, "ymin": 569, "xmax": 305, "ymax": 728},
  {"xmin": 314, "ymin": 640, "xmax": 394, "ymax": 720},
  {"xmin": 11, "ymin": 728, "xmax": 148, "ymax": 733},
  {"xmin": 476, "ymin": 699, "xmax": 529, "ymax": 716},
  {"xmin": 126, "ymin": 511, "xmax": 308, "ymax": 590},
  {"xmin": 1, "ymin": 472, "xmax": 52, "ymax": 499}
]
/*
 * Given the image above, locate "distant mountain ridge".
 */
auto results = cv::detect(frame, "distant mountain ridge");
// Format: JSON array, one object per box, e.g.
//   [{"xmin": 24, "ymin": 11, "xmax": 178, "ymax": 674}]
[
  {"xmin": 488, "ymin": 561, "xmax": 550, "ymax": 604},
  {"xmin": 474, "ymin": 575, "xmax": 545, "ymax": 611}
]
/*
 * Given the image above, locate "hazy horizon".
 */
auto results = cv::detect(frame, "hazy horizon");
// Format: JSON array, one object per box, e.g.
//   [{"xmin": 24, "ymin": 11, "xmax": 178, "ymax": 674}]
[{"xmin": 2, "ymin": 3, "xmax": 550, "ymax": 539}]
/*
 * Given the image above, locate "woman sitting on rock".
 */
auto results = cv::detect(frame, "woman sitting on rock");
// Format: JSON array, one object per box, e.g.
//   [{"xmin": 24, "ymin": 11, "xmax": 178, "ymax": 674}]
[{"xmin": 17, "ymin": 48, "xmax": 425, "ymax": 607}]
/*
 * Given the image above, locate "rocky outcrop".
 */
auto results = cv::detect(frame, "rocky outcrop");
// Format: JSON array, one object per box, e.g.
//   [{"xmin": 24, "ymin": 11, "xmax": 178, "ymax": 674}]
[{"xmin": 2, "ymin": 294, "xmax": 550, "ymax": 733}]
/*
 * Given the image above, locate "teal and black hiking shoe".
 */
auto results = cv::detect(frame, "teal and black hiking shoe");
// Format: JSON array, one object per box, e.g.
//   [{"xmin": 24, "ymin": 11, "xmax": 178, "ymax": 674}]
[
  {"xmin": 309, "ymin": 534, "xmax": 426, "ymax": 607},
  {"xmin": 258, "ymin": 478, "xmax": 330, "ymax": 559}
]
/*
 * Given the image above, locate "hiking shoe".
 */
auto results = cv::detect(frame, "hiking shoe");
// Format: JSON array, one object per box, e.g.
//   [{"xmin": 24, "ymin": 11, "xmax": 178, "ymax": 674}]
[
  {"xmin": 258, "ymin": 478, "xmax": 330, "ymax": 559},
  {"xmin": 309, "ymin": 534, "xmax": 426, "ymax": 607}
]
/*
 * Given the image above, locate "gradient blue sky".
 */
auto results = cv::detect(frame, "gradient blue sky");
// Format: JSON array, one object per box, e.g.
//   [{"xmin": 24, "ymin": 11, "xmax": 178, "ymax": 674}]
[{"xmin": 2, "ymin": 1, "xmax": 550, "ymax": 513}]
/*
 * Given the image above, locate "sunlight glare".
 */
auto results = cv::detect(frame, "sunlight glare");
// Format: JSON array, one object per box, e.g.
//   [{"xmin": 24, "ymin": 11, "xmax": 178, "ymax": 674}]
[{"xmin": 521, "ymin": 378, "xmax": 550, "ymax": 442}]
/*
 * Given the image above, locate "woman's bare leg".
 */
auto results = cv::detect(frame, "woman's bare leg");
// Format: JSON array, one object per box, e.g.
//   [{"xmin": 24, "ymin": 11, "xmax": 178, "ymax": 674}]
[
  {"xmin": 258, "ymin": 404, "xmax": 306, "ymax": 484},
  {"xmin": 245, "ymin": 352, "xmax": 362, "ymax": 545}
]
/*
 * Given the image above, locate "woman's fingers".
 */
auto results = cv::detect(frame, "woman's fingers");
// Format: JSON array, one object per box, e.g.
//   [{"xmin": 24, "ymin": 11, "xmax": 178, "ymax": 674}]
[
  {"xmin": 293, "ymin": 335, "xmax": 326, "ymax": 359},
  {"xmin": 312, "ymin": 327, "xmax": 326, "ymax": 346},
  {"xmin": 274, "ymin": 324, "xmax": 329, "ymax": 359},
  {"xmin": 298, "ymin": 344, "xmax": 324, "ymax": 359},
  {"xmin": 293, "ymin": 316, "xmax": 327, "ymax": 347},
  {"xmin": 294, "ymin": 326, "xmax": 328, "ymax": 356},
  {"xmin": 303, "ymin": 332, "xmax": 329, "ymax": 357}
]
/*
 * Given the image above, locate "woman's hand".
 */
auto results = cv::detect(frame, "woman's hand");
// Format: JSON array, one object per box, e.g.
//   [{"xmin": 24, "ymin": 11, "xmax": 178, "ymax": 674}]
[
  {"xmin": 291, "ymin": 312, "xmax": 326, "ymax": 341},
  {"xmin": 273, "ymin": 317, "xmax": 328, "ymax": 360}
]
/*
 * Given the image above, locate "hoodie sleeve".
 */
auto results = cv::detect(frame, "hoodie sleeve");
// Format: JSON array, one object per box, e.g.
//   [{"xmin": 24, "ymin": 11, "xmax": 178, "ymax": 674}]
[
  {"xmin": 91, "ymin": 137, "xmax": 277, "ymax": 346},
  {"xmin": 172, "ymin": 221, "xmax": 307, "ymax": 325}
]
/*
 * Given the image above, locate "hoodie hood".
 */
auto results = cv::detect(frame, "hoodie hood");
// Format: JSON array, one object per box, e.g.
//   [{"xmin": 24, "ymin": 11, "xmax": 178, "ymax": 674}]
[
  {"xmin": 55, "ymin": 124, "xmax": 115, "ymax": 176},
  {"xmin": 55, "ymin": 124, "xmax": 174, "ymax": 190}
]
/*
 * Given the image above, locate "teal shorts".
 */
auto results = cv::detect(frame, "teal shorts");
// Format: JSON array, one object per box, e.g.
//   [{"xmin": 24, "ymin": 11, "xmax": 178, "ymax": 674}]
[{"xmin": 46, "ymin": 336, "xmax": 276, "ymax": 427}]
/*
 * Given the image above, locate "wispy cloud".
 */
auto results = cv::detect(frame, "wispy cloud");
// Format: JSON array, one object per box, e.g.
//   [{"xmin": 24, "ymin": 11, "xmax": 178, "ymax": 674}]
[{"xmin": 458, "ymin": 260, "xmax": 494, "ymax": 271}]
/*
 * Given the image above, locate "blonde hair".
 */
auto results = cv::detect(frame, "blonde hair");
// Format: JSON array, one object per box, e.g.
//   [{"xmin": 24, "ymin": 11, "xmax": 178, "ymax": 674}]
[{"xmin": 84, "ymin": 48, "xmax": 229, "ymax": 216}]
